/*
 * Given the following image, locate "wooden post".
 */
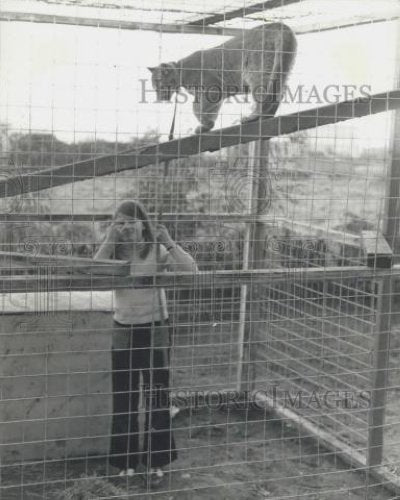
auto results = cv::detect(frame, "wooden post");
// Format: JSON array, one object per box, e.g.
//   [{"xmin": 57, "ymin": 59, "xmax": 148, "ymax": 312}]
[
  {"xmin": 248, "ymin": 140, "xmax": 271, "ymax": 391},
  {"xmin": 367, "ymin": 21, "xmax": 400, "ymax": 468},
  {"xmin": 384, "ymin": 85, "xmax": 400, "ymax": 254},
  {"xmin": 361, "ymin": 231, "xmax": 393, "ymax": 269},
  {"xmin": 236, "ymin": 141, "xmax": 256, "ymax": 392},
  {"xmin": 367, "ymin": 275, "xmax": 392, "ymax": 467},
  {"xmin": 237, "ymin": 139, "xmax": 270, "ymax": 392}
]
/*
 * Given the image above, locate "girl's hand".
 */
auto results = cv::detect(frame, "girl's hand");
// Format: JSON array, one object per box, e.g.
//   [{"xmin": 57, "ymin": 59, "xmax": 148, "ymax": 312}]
[
  {"xmin": 156, "ymin": 224, "xmax": 174, "ymax": 247},
  {"xmin": 105, "ymin": 222, "xmax": 122, "ymax": 243}
]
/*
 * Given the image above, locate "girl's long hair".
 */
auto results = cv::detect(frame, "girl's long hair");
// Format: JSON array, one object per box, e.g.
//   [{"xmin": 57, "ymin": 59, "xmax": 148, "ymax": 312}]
[{"xmin": 113, "ymin": 200, "xmax": 156, "ymax": 260}]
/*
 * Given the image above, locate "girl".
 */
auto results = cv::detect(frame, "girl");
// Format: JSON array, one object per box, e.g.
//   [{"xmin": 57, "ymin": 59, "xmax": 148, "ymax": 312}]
[{"xmin": 94, "ymin": 200, "xmax": 197, "ymax": 480}]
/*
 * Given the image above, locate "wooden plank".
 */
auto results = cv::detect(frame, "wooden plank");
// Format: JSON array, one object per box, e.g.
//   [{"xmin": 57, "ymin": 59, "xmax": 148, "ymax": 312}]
[
  {"xmin": 0, "ymin": 213, "xmax": 114, "ymax": 222},
  {"xmin": 1, "ymin": 90, "xmax": 399, "ymax": 198},
  {"xmin": 3, "ymin": 9, "xmax": 398, "ymax": 38},
  {"xmin": 295, "ymin": 16, "xmax": 400, "ymax": 36},
  {"xmin": 0, "ymin": 11, "xmax": 241, "ymax": 36},
  {"xmin": 188, "ymin": 0, "xmax": 302, "ymax": 26},
  {"xmin": 1, "ymin": 265, "xmax": 399, "ymax": 294},
  {"xmin": 254, "ymin": 391, "xmax": 368, "ymax": 466},
  {"xmin": 0, "ymin": 212, "xmax": 269, "ymax": 223},
  {"xmin": 253, "ymin": 391, "xmax": 400, "ymax": 498},
  {"xmin": 171, "ymin": 388, "xmax": 400, "ymax": 496},
  {"xmin": 0, "ymin": 251, "xmax": 129, "ymax": 276},
  {"xmin": 371, "ymin": 465, "xmax": 400, "ymax": 498},
  {"xmin": 361, "ymin": 231, "xmax": 393, "ymax": 269},
  {"xmin": 280, "ymin": 218, "xmax": 360, "ymax": 249},
  {"xmin": 0, "ymin": 215, "xmax": 384, "ymax": 248}
]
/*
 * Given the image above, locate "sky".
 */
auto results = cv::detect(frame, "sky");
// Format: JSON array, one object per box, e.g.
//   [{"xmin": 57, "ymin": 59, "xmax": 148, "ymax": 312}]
[{"xmin": 0, "ymin": 15, "xmax": 398, "ymax": 154}]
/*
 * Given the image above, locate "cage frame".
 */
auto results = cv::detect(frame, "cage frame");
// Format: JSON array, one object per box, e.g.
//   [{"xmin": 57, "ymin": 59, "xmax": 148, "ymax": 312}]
[{"xmin": 1, "ymin": 1, "xmax": 400, "ymax": 496}]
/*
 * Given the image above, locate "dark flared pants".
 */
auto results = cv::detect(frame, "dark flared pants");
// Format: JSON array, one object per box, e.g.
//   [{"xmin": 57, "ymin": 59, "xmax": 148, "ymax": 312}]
[{"xmin": 109, "ymin": 321, "xmax": 177, "ymax": 470}]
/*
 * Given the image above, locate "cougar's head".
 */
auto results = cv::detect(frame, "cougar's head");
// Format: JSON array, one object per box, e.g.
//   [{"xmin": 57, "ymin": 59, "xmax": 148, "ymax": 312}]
[{"xmin": 148, "ymin": 62, "xmax": 179, "ymax": 101}]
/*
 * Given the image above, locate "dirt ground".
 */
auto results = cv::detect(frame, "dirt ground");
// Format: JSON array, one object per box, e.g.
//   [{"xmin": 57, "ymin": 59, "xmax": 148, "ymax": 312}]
[
  {"xmin": 1, "ymin": 405, "xmax": 395, "ymax": 500},
  {"xmin": 4, "ymin": 304, "xmax": 400, "ymax": 499}
]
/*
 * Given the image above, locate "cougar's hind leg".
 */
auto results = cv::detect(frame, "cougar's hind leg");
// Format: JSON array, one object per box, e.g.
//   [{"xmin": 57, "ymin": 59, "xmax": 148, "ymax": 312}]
[
  {"xmin": 242, "ymin": 82, "xmax": 268, "ymax": 123},
  {"xmin": 243, "ymin": 74, "xmax": 282, "ymax": 122},
  {"xmin": 259, "ymin": 26, "xmax": 297, "ymax": 120},
  {"xmin": 261, "ymin": 100, "xmax": 280, "ymax": 119},
  {"xmin": 242, "ymin": 67, "xmax": 272, "ymax": 123},
  {"xmin": 259, "ymin": 63, "xmax": 284, "ymax": 119}
]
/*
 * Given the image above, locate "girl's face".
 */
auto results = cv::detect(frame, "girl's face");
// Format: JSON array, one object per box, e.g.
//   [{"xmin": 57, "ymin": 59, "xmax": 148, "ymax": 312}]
[{"xmin": 114, "ymin": 213, "xmax": 144, "ymax": 243}]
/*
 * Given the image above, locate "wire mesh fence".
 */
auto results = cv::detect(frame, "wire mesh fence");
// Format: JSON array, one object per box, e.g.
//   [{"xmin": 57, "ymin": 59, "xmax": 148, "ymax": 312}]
[{"xmin": 1, "ymin": 1, "xmax": 400, "ymax": 499}]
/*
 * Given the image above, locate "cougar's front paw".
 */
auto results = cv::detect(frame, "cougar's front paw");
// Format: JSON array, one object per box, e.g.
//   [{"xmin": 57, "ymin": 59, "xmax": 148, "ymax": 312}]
[
  {"xmin": 241, "ymin": 114, "xmax": 262, "ymax": 124},
  {"xmin": 195, "ymin": 124, "xmax": 213, "ymax": 134}
]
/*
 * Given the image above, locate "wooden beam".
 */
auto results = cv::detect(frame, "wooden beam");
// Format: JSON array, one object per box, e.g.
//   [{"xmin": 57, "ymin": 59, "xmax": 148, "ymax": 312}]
[
  {"xmin": 295, "ymin": 16, "xmax": 400, "ymax": 36},
  {"xmin": 279, "ymin": 218, "xmax": 360, "ymax": 249},
  {"xmin": 1, "ymin": 90, "xmax": 399, "ymax": 198},
  {"xmin": 0, "ymin": 11, "xmax": 241, "ymax": 36},
  {"xmin": 361, "ymin": 231, "xmax": 393, "ymax": 269},
  {"xmin": 0, "ymin": 213, "xmax": 113, "ymax": 222},
  {"xmin": 188, "ymin": 0, "xmax": 303, "ymax": 26},
  {"xmin": 2, "ymin": 9, "xmax": 397, "ymax": 38},
  {"xmin": 0, "ymin": 212, "xmax": 269, "ymax": 223},
  {"xmin": 0, "ymin": 215, "xmax": 375, "ymax": 254},
  {"xmin": 0, "ymin": 251, "xmax": 129, "ymax": 275},
  {"xmin": 1, "ymin": 266, "xmax": 399, "ymax": 294}
]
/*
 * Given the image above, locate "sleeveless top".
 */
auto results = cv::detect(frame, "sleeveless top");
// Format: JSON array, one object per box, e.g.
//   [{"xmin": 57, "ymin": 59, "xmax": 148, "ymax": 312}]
[{"xmin": 113, "ymin": 245, "xmax": 169, "ymax": 325}]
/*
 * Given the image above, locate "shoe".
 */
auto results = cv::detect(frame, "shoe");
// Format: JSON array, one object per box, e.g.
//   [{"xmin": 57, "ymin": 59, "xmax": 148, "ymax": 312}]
[
  {"xmin": 119, "ymin": 468, "xmax": 135, "ymax": 477},
  {"xmin": 170, "ymin": 405, "xmax": 180, "ymax": 418},
  {"xmin": 151, "ymin": 468, "xmax": 164, "ymax": 479},
  {"xmin": 148, "ymin": 467, "xmax": 164, "ymax": 484}
]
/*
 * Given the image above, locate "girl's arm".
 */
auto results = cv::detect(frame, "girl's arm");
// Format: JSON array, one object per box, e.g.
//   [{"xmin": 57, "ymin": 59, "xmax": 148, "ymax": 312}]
[
  {"xmin": 157, "ymin": 224, "xmax": 198, "ymax": 272},
  {"xmin": 93, "ymin": 224, "xmax": 119, "ymax": 260},
  {"xmin": 162, "ymin": 243, "xmax": 198, "ymax": 272}
]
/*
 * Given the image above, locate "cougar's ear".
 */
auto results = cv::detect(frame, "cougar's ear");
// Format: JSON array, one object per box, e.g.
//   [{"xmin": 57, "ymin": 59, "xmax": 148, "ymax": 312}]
[{"xmin": 147, "ymin": 66, "xmax": 156, "ymax": 73}]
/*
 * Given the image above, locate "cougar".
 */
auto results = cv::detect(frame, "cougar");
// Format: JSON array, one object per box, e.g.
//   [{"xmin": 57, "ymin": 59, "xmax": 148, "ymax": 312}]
[{"xmin": 149, "ymin": 23, "xmax": 297, "ymax": 133}]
